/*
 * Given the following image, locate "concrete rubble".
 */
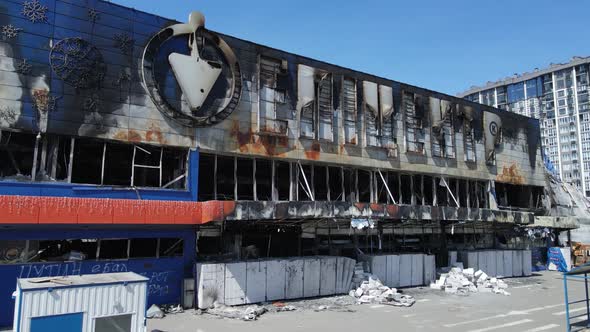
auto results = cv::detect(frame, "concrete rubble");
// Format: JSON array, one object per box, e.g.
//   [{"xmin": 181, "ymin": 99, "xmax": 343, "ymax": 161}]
[
  {"xmin": 430, "ymin": 265, "xmax": 510, "ymax": 296},
  {"xmin": 349, "ymin": 274, "xmax": 416, "ymax": 307}
]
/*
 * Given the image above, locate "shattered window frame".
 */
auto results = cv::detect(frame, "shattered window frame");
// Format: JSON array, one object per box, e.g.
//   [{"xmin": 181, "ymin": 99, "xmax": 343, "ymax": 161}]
[
  {"xmin": 258, "ymin": 55, "xmax": 289, "ymax": 136},
  {"xmin": 403, "ymin": 91, "xmax": 426, "ymax": 154},
  {"xmin": 342, "ymin": 77, "xmax": 358, "ymax": 145},
  {"xmin": 431, "ymin": 100, "xmax": 456, "ymax": 159}
]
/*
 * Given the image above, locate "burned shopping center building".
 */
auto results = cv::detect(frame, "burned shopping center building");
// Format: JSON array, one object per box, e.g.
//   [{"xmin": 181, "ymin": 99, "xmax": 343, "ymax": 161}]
[{"xmin": 0, "ymin": 0, "xmax": 578, "ymax": 326}]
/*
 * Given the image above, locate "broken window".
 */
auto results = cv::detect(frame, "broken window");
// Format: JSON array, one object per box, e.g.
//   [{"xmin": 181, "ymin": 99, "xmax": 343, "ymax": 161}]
[
  {"xmin": 403, "ymin": 91, "xmax": 426, "ymax": 154},
  {"xmin": 358, "ymin": 169, "xmax": 372, "ymax": 203},
  {"xmin": 463, "ymin": 116, "xmax": 476, "ymax": 162},
  {"xmin": 216, "ymin": 155, "xmax": 235, "ymax": 200},
  {"xmin": 328, "ymin": 166, "xmax": 343, "ymax": 201},
  {"xmin": 413, "ymin": 175, "xmax": 423, "ymax": 205},
  {"xmin": 313, "ymin": 165, "xmax": 328, "ymax": 201},
  {"xmin": 36, "ymin": 135, "xmax": 72, "ymax": 181},
  {"xmin": 459, "ymin": 179, "xmax": 468, "ymax": 207},
  {"xmin": 104, "ymin": 143, "xmax": 133, "ymax": 186},
  {"xmin": 380, "ymin": 85, "xmax": 397, "ymax": 156},
  {"xmin": 400, "ymin": 174, "xmax": 412, "ymax": 204},
  {"xmin": 198, "ymin": 154, "xmax": 216, "ymax": 201},
  {"xmin": 0, "ymin": 131, "xmax": 35, "ymax": 180},
  {"xmin": 236, "ymin": 157, "xmax": 254, "ymax": 200},
  {"xmin": 297, "ymin": 163, "xmax": 313, "ymax": 201},
  {"xmin": 129, "ymin": 238, "xmax": 158, "ymax": 258},
  {"xmin": 259, "ymin": 56, "xmax": 289, "ymax": 136},
  {"xmin": 297, "ymin": 65, "xmax": 333, "ymax": 141},
  {"xmin": 159, "ymin": 238, "xmax": 184, "ymax": 257},
  {"xmin": 72, "ymin": 139, "xmax": 104, "ymax": 185},
  {"xmin": 342, "ymin": 78, "xmax": 358, "ymax": 144},
  {"xmin": 386, "ymin": 171, "xmax": 400, "ymax": 204},
  {"xmin": 298, "ymin": 65, "xmax": 316, "ymax": 139},
  {"xmin": 343, "ymin": 168, "xmax": 356, "ymax": 202},
  {"xmin": 423, "ymin": 175, "xmax": 433, "ymax": 206},
  {"xmin": 255, "ymin": 159, "xmax": 272, "ymax": 201},
  {"xmin": 275, "ymin": 161, "xmax": 291, "ymax": 201},
  {"xmin": 431, "ymin": 98, "xmax": 456, "ymax": 158},
  {"xmin": 375, "ymin": 171, "xmax": 389, "ymax": 203},
  {"xmin": 98, "ymin": 239, "xmax": 128, "ymax": 260},
  {"xmin": 435, "ymin": 177, "xmax": 449, "ymax": 206}
]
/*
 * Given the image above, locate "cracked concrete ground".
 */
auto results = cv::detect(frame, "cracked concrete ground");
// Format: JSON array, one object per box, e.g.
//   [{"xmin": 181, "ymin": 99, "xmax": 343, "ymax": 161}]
[{"xmin": 148, "ymin": 271, "xmax": 589, "ymax": 332}]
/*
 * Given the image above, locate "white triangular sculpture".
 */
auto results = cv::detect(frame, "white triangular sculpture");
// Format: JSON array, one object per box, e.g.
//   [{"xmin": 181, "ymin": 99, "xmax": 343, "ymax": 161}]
[{"xmin": 168, "ymin": 11, "xmax": 222, "ymax": 111}]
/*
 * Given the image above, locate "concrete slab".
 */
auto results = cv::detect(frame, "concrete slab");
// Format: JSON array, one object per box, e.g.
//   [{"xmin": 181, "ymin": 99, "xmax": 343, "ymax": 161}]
[
  {"xmin": 285, "ymin": 259, "xmax": 304, "ymax": 299},
  {"xmin": 503, "ymin": 250, "xmax": 513, "ymax": 278},
  {"xmin": 387, "ymin": 255, "xmax": 400, "ymax": 288},
  {"xmin": 399, "ymin": 254, "xmax": 412, "ymax": 287},
  {"xmin": 495, "ymin": 250, "xmax": 505, "ymax": 278},
  {"xmin": 423, "ymin": 255, "xmax": 436, "ymax": 285},
  {"xmin": 303, "ymin": 258, "xmax": 321, "ymax": 297},
  {"xmin": 486, "ymin": 250, "xmax": 497, "ymax": 276},
  {"xmin": 224, "ymin": 262, "xmax": 247, "ymax": 305},
  {"xmin": 513, "ymin": 250, "xmax": 524, "ymax": 277},
  {"xmin": 319, "ymin": 257, "xmax": 337, "ymax": 296},
  {"xmin": 196, "ymin": 263, "xmax": 225, "ymax": 309},
  {"xmin": 266, "ymin": 260, "xmax": 287, "ymax": 301},
  {"xmin": 522, "ymin": 250, "xmax": 532, "ymax": 276},
  {"xmin": 246, "ymin": 261, "xmax": 267, "ymax": 303},
  {"xmin": 411, "ymin": 254, "xmax": 424, "ymax": 286}
]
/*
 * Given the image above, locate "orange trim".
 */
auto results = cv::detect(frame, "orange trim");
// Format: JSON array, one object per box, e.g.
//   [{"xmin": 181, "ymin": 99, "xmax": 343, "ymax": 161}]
[{"xmin": 0, "ymin": 195, "xmax": 231, "ymax": 225}]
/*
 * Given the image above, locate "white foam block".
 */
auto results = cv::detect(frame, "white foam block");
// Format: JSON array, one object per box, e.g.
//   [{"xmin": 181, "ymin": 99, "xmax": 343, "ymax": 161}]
[
  {"xmin": 224, "ymin": 262, "xmax": 247, "ymax": 305},
  {"xmin": 387, "ymin": 255, "xmax": 400, "ymax": 288},
  {"xmin": 319, "ymin": 257, "xmax": 337, "ymax": 296},
  {"xmin": 513, "ymin": 250, "xmax": 524, "ymax": 277},
  {"xmin": 522, "ymin": 250, "xmax": 532, "ymax": 276},
  {"xmin": 196, "ymin": 263, "xmax": 225, "ymax": 309},
  {"xmin": 246, "ymin": 261, "xmax": 267, "ymax": 303},
  {"xmin": 495, "ymin": 250, "xmax": 505, "ymax": 278},
  {"xmin": 503, "ymin": 250, "xmax": 513, "ymax": 278},
  {"xmin": 411, "ymin": 254, "xmax": 424, "ymax": 286},
  {"xmin": 285, "ymin": 259, "xmax": 304, "ymax": 299},
  {"xmin": 303, "ymin": 258, "xmax": 321, "ymax": 297},
  {"xmin": 423, "ymin": 255, "xmax": 436, "ymax": 285},
  {"xmin": 399, "ymin": 254, "xmax": 412, "ymax": 287},
  {"xmin": 266, "ymin": 260, "xmax": 287, "ymax": 301}
]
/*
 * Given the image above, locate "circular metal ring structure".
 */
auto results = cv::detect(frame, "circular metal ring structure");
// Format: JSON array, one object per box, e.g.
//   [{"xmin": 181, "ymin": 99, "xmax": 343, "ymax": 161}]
[
  {"xmin": 141, "ymin": 14, "xmax": 242, "ymax": 127},
  {"xmin": 50, "ymin": 37, "xmax": 106, "ymax": 89}
]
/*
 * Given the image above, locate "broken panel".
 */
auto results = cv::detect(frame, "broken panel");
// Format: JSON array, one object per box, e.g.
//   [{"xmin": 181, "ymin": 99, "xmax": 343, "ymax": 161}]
[
  {"xmin": 342, "ymin": 78, "xmax": 357, "ymax": 144},
  {"xmin": 403, "ymin": 91, "xmax": 426, "ymax": 154},
  {"xmin": 255, "ymin": 159, "xmax": 273, "ymax": 201},
  {"xmin": 318, "ymin": 73, "xmax": 333, "ymax": 141},
  {"xmin": 363, "ymin": 81, "xmax": 380, "ymax": 147},
  {"xmin": 298, "ymin": 64, "xmax": 316, "ymax": 138},
  {"xmin": 259, "ymin": 56, "xmax": 288, "ymax": 135},
  {"xmin": 431, "ymin": 98, "xmax": 455, "ymax": 158}
]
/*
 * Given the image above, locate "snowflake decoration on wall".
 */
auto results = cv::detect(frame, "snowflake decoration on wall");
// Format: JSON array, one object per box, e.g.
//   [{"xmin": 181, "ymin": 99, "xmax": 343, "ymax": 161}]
[
  {"xmin": 113, "ymin": 69, "xmax": 131, "ymax": 87},
  {"xmin": 1, "ymin": 24, "xmax": 23, "ymax": 39},
  {"xmin": 0, "ymin": 106, "xmax": 18, "ymax": 123},
  {"xmin": 16, "ymin": 59, "xmax": 33, "ymax": 75},
  {"xmin": 83, "ymin": 94, "xmax": 101, "ymax": 112},
  {"xmin": 88, "ymin": 8, "xmax": 100, "ymax": 22},
  {"xmin": 22, "ymin": 0, "xmax": 48, "ymax": 23},
  {"xmin": 113, "ymin": 33, "xmax": 134, "ymax": 55}
]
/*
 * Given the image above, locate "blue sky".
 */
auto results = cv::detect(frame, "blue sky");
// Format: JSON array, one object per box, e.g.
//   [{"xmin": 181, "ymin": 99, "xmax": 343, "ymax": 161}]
[{"xmin": 115, "ymin": 0, "xmax": 590, "ymax": 96}]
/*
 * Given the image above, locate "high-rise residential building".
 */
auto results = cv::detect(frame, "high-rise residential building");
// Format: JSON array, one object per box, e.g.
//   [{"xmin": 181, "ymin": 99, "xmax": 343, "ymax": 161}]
[{"xmin": 459, "ymin": 56, "xmax": 590, "ymax": 197}]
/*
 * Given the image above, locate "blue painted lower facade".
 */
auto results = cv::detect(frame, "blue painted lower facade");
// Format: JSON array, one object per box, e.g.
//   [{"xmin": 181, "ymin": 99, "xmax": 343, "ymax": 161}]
[{"xmin": 0, "ymin": 228, "xmax": 196, "ymax": 327}]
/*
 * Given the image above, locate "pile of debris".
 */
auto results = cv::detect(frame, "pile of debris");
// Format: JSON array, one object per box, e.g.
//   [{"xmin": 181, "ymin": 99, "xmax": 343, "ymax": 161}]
[
  {"xmin": 430, "ymin": 266, "xmax": 510, "ymax": 296},
  {"xmin": 349, "ymin": 275, "xmax": 415, "ymax": 307}
]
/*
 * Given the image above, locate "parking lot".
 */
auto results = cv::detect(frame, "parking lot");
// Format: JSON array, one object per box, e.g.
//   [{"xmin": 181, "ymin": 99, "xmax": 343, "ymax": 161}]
[{"xmin": 149, "ymin": 271, "xmax": 588, "ymax": 332}]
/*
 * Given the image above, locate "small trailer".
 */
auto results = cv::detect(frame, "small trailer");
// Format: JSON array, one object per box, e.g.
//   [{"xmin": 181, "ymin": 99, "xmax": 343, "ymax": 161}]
[{"xmin": 13, "ymin": 272, "xmax": 148, "ymax": 332}]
